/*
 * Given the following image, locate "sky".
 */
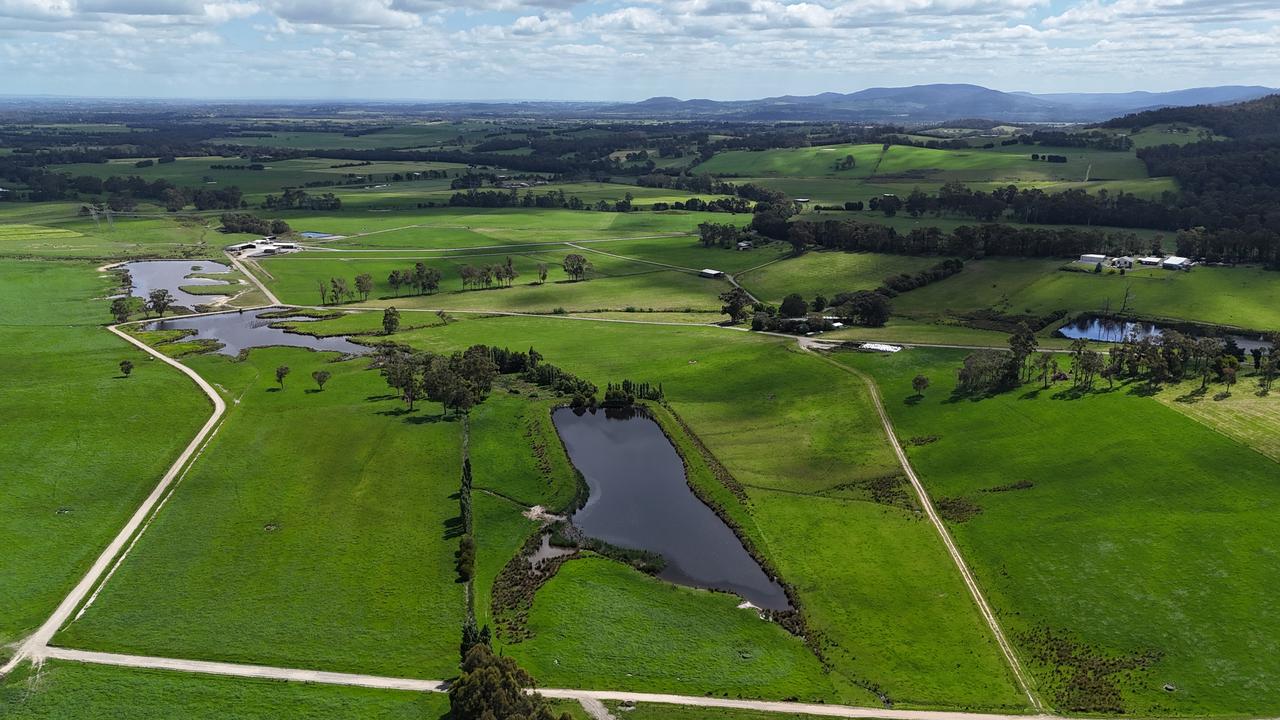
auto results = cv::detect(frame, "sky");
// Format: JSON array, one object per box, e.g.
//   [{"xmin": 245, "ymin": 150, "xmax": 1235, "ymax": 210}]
[{"xmin": 1, "ymin": 0, "xmax": 1277, "ymax": 101}]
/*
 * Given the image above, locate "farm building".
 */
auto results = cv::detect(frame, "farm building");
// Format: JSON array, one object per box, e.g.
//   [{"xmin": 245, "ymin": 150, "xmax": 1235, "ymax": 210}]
[
  {"xmin": 226, "ymin": 242, "xmax": 256, "ymax": 252},
  {"xmin": 699, "ymin": 268, "xmax": 724, "ymax": 278},
  {"xmin": 1163, "ymin": 256, "xmax": 1193, "ymax": 270},
  {"xmin": 736, "ymin": 241, "xmax": 753, "ymax": 251},
  {"xmin": 794, "ymin": 197, "xmax": 811, "ymax": 203},
  {"xmin": 1112, "ymin": 256, "xmax": 1134, "ymax": 269},
  {"xmin": 1079, "ymin": 253, "xmax": 1107, "ymax": 265},
  {"xmin": 1138, "ymin": 256, "xmax": 1163, "ymax": 266}
]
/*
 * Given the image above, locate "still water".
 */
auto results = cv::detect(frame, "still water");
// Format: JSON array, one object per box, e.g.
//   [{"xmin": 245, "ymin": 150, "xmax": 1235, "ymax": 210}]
[{"xmin": 554, "ymin": 407, "xmax": 791, "ymax": 610}]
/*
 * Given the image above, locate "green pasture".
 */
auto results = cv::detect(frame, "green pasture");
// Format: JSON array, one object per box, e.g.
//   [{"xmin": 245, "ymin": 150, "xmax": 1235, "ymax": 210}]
[
  {"xmin": 208, "ymin": 121, "xmax": 493, "ymax": 150},
  {"xmin": 736, "ymin": 251, "xmax": 942, "ymax": 304},
  {"xmin": 0, "ymin": 204, "xmax": 225, "ymax": 259},
  {"xmin": 507, "ymin": 556, "xmax": 842, "ymax": 702},
  {"xmin": 837, "ymin": 348, "xmax": 1280, "ymax": 715},
  {"xmin": 893, "ymin": 258, "xmax": 1280, "ymax": 330},
  {"xmin": 259, "ymin": 250, "xmax": 729, "ymax": 313},
  {"xmin": 384, "ymin": 316, "xmax": 1024, "ymax": 708},
  {"xmin": 56, "ymin": 347, "xmax": 466, "ymax": 679},
  {"xmin": 0, "ymin": 661, "xmax": 449, "ymax": 720},
  {"xmin": 0, "ymin": 260, "xmax": 209, "ymax": 662}
]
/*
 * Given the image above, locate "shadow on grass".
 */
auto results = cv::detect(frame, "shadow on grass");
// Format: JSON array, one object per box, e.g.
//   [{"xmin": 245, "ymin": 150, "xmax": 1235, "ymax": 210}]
[
  {"xmin": 1175, "ymin": 386, "xmax": 1208, "ymax": 404},
  {"xmin": 265, "ymin": 387, "xmax": 281, "ymax": 393},
  {"xmin": 904, "ymin": 393, "xmax": 924, "ymax": 406},
  {"xmin": 365, "ymin": 393, "xmax": 400, "ymax": 402},
  {"xmin": 443, "ymin": 512, "xmax": 464, "ymax": 540}
]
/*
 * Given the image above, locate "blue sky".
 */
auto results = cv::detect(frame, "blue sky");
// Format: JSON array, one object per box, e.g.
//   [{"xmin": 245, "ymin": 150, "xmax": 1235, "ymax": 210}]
[{"xmin": 2, "ymin": 0, "xmax": 1277, "ymax": 100}]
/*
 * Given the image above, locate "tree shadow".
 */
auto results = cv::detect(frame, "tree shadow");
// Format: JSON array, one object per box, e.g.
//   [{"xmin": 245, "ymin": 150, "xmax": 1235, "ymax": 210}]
[
  {"xmin": 1019, "ymin": 388, "xmax": 1044, "ymax": 400},
  {"xmin": 365, "ymin": 393, "xmax": 400, "ymax": 402},
  {"xmin": 304, "ymin": 388, "xmax": 323, "ymax": 394},
  {"xmin": 904, "ymin": 393, "xmax": 924, "ymax": 406},
  {"xmin": 377, "ymin": 407, "xmax": 412, "ymax": 417},
  {"xmin": 266, "ymin": 387, "xmax": 281, "ymax": 393},
  {"xmin": 1174, "ymin": 386, "xmax": 1208, "ymax": 404},
  {"xmin": 442, "ymin": 514, "xmax": 464, "ymax": 540},
  {"xmin": 405, "ymin": 413, "xmax": 448, "ymax": 425},
  {"xmin": 1125, "ymin": 382, "xmax": 1162, "ymax": 398}
]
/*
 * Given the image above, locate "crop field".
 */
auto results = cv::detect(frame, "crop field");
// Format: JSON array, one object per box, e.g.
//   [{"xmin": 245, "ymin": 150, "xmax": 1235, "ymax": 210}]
[
  {"xmin": 0, "ymin": 259, "xmax": 209, "ymax": 663},
  {"xmin": 0, "ymin": 661, "xmax": 450, "ymax": 720},
  {"xmin": 836, "ymin": 347, "xmax": 1280, "ymax": 716},
  {"xmin": 0, "ymin": 204, "xmax": 226, "ymax": 259},
  {"xmin": 892, "ymin": 258, "xmax": 1280, "ymax": 331},
  {"xmin": 56, "ymin": 346, "xmax": 467, "ymax": 679}
]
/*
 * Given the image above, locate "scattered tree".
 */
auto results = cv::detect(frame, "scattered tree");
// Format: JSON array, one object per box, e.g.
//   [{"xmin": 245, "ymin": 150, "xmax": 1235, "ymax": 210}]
[
  {"xmin": 912, "ymin": 374, "xmax": 930, "ymax": 396},
  {"xmin": 779, "ymin": 293, "xmax": 808, "ymax": 318},
  {"xmin": 146, "ymin": 288, "xmax": 175, "ymax": 317},
  {"xmin": 110, "ymin": 296, "xmax": 139, "ymax": 323},
  {"xmin": 275, "ymin": 365, "xmax": 290, "ymax": 389},
  {"xmin": 311, "ymin": 370, "xmax": 331, "ymax": 391},
  {"xmin": 354, "ymin": 272, "xmax": 374, "ymax": 301},
  {"xmin": 537, "ymin": 262, "xmax": 549, "ymax": 284},
  {"xmin": 382, "ymin": 306, "xmax": 401, "ymax": 335},
  {"xmin": 562, "ymin": 253, "xmax": 592, "ymax": 281},
  {"xmin": 119, "ymin": 359, "xmax": 133, "ymax": 377}
]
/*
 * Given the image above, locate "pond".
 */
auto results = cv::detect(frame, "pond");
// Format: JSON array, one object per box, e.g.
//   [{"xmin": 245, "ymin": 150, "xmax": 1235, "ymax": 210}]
[
  {"xmin": 1058, "ymin": 316, "xmax": 1273, "ymax": 352},
  {"xmin": 553, "ymin": 407, "xmax": 791, "ymax": 611},
  {"xmin": 144, "ymin": 308, "xmax": 370, "ymax": 357},
  {"xmin": 121, "ymin": 260, "xmax": 233, "ymax": 307}
]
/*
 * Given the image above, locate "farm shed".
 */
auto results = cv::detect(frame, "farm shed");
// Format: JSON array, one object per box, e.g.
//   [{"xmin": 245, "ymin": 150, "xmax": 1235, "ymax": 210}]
[
  {"xmin": 1163, "ymin": 256, "xmax": 1193, "ymax": 270},
  {"xmin": 699, "ymin": 268, "xmax": 725, "ymax": 278},
  {"xmin": 1138, "ymin": 256, "xmax": 1163, "ymax": 266},
  {"xmin": 1079, "ymin": 253, "xmax": 1107, "ymax": 265},
  {"xmin": 1112, "ymin": 256, "xmax": 1134, "ymax": 269},
  {"xmin": 736, "ymin": 241, "xmax": 753, "ymax": 251}
]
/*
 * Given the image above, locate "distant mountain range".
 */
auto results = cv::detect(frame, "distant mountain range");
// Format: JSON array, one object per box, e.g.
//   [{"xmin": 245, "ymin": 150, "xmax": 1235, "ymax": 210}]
[{"xmin": 595, "ymin": 84, "xmax": 1278, "ymax": 123}]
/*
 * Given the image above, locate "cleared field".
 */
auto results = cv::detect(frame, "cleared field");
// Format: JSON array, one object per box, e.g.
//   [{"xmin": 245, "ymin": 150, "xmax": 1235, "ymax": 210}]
[
  {"xmin": 56, "ymin": 346, "xmax": 466, "ymax": 679},
  {"xmin": 0, "ymin": 204, "xmax": 224, "ymax": 259},
  {"xmin": 837, "ymin": 347, "xmax": 1280, "ymax": 716},
  {"xmin": 508, "ymin": 556, "xmax": 843, "ymax": 702},
  {"xmin": 0, "ymin": 661, "xmax": 449, "ymax": 720},
  {"xmin": 1154, "ymin": 379, "xmax": 1280, "ymax": 463},
  {"xmin": 208, "ymin": 121, "xmax": 493, "ymax": 150},
  {"xmin": 696, "ymin": 143, "xmax": 1149, "ymax": 185},
  {"xmin": 0, "ymin": 259, "xmax": 208, "ymax": 663},
  {"xmin": 693, "ymin": 144, "xmax": 885, "ymax": 178},
  {"xmin": 260, "ymin": 251, "xmax": 729, "ymax": 313},
  {"xmin": 387, "ymin": 316, "xmax": 1025, "ymax": 709},
  {"xmin": 737, "ymin": 251, "xmax": 942, "ymax": 304},
  {"xmin": 894, "ymin": 258, "xmax": 1280, "ymax": 330}
]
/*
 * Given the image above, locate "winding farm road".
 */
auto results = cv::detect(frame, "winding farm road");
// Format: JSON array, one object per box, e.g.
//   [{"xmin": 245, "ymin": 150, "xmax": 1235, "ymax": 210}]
[{"xmin": 0, "ymin": 323, "xmax": 228, "ymax": 677}]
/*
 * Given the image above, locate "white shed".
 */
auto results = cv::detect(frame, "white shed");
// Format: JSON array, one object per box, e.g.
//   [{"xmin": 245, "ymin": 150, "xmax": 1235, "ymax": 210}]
[
  {"xmin": 699, "ymin": 268, "xmax": 724, "ymax": 278},
  {"xmin": 1079, "ymin": 253, "xmax": 1107, "ymax": 265},
  {"xmin": 1112, "ymin": 256, "xmax": 1134, "ymax": 269},
  {"xmin": 1138, "ymin": 256, "xmax": 1163, "ymax": 266},
  {"xmin": 1162, "ymin": 256, "xmax": 1192, "ymax": 270}
]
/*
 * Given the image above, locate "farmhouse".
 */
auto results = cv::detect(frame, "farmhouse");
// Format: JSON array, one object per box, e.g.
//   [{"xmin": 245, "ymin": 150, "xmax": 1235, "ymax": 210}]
[
  {"xmin": 699, "ymin": 268, "xmax": 724, "ymax": 278},
  {"xmin": 1079, "ymin": 253, "xmax": 1107, "ymax": 265},
  {"xmin": 1163, "ymin": 256, "xmax": 1193, "ymax": 271},
  {"xmin": 1112, "ymin": 256, "xmax": 1134, "ymax": 269}
]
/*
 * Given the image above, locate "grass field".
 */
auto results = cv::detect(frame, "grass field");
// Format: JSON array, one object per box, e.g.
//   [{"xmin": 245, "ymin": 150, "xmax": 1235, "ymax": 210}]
[
  {"xmin": 0, "ymin": 204, "xmax": 225, "ymax": 260},
  {"xmin": 55, "ymin": 346, "xmax": 466, "ymax": 679},
  {"xmin": 383, "ymin": 315, "xmax": 1025, "ymax": 709},
  {"xmin": 0, "ymin": 259, "xmax": 209, "ymax": 662},
  {"xmin": 736, "ymin": 251, "xmax": 943, "ymax": 304},
  {"xmin": 893, "ymin": 258, "xmax": 1280, "ymax": 330},
  {"xmin": 1154, "ymin": 378, "xmax": 1280, "ymax": 463},
  {"xmin": 507, "ymin": 556, "xmax": 843, "ymax": 702},
  {"xmin": 696, "ymin": 143, "xmax": 1149, "ymax": 185},
  {"xmin": 261, "ymin": 250, "xmax": 731, "ymax": 313},
  {"xmin": 837, "ymin": 347, "xmax": 1280, "ymax": 716},
  {"xmin": 0, "ymin": 661, "xmax": 450, "ymax": 719}
]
